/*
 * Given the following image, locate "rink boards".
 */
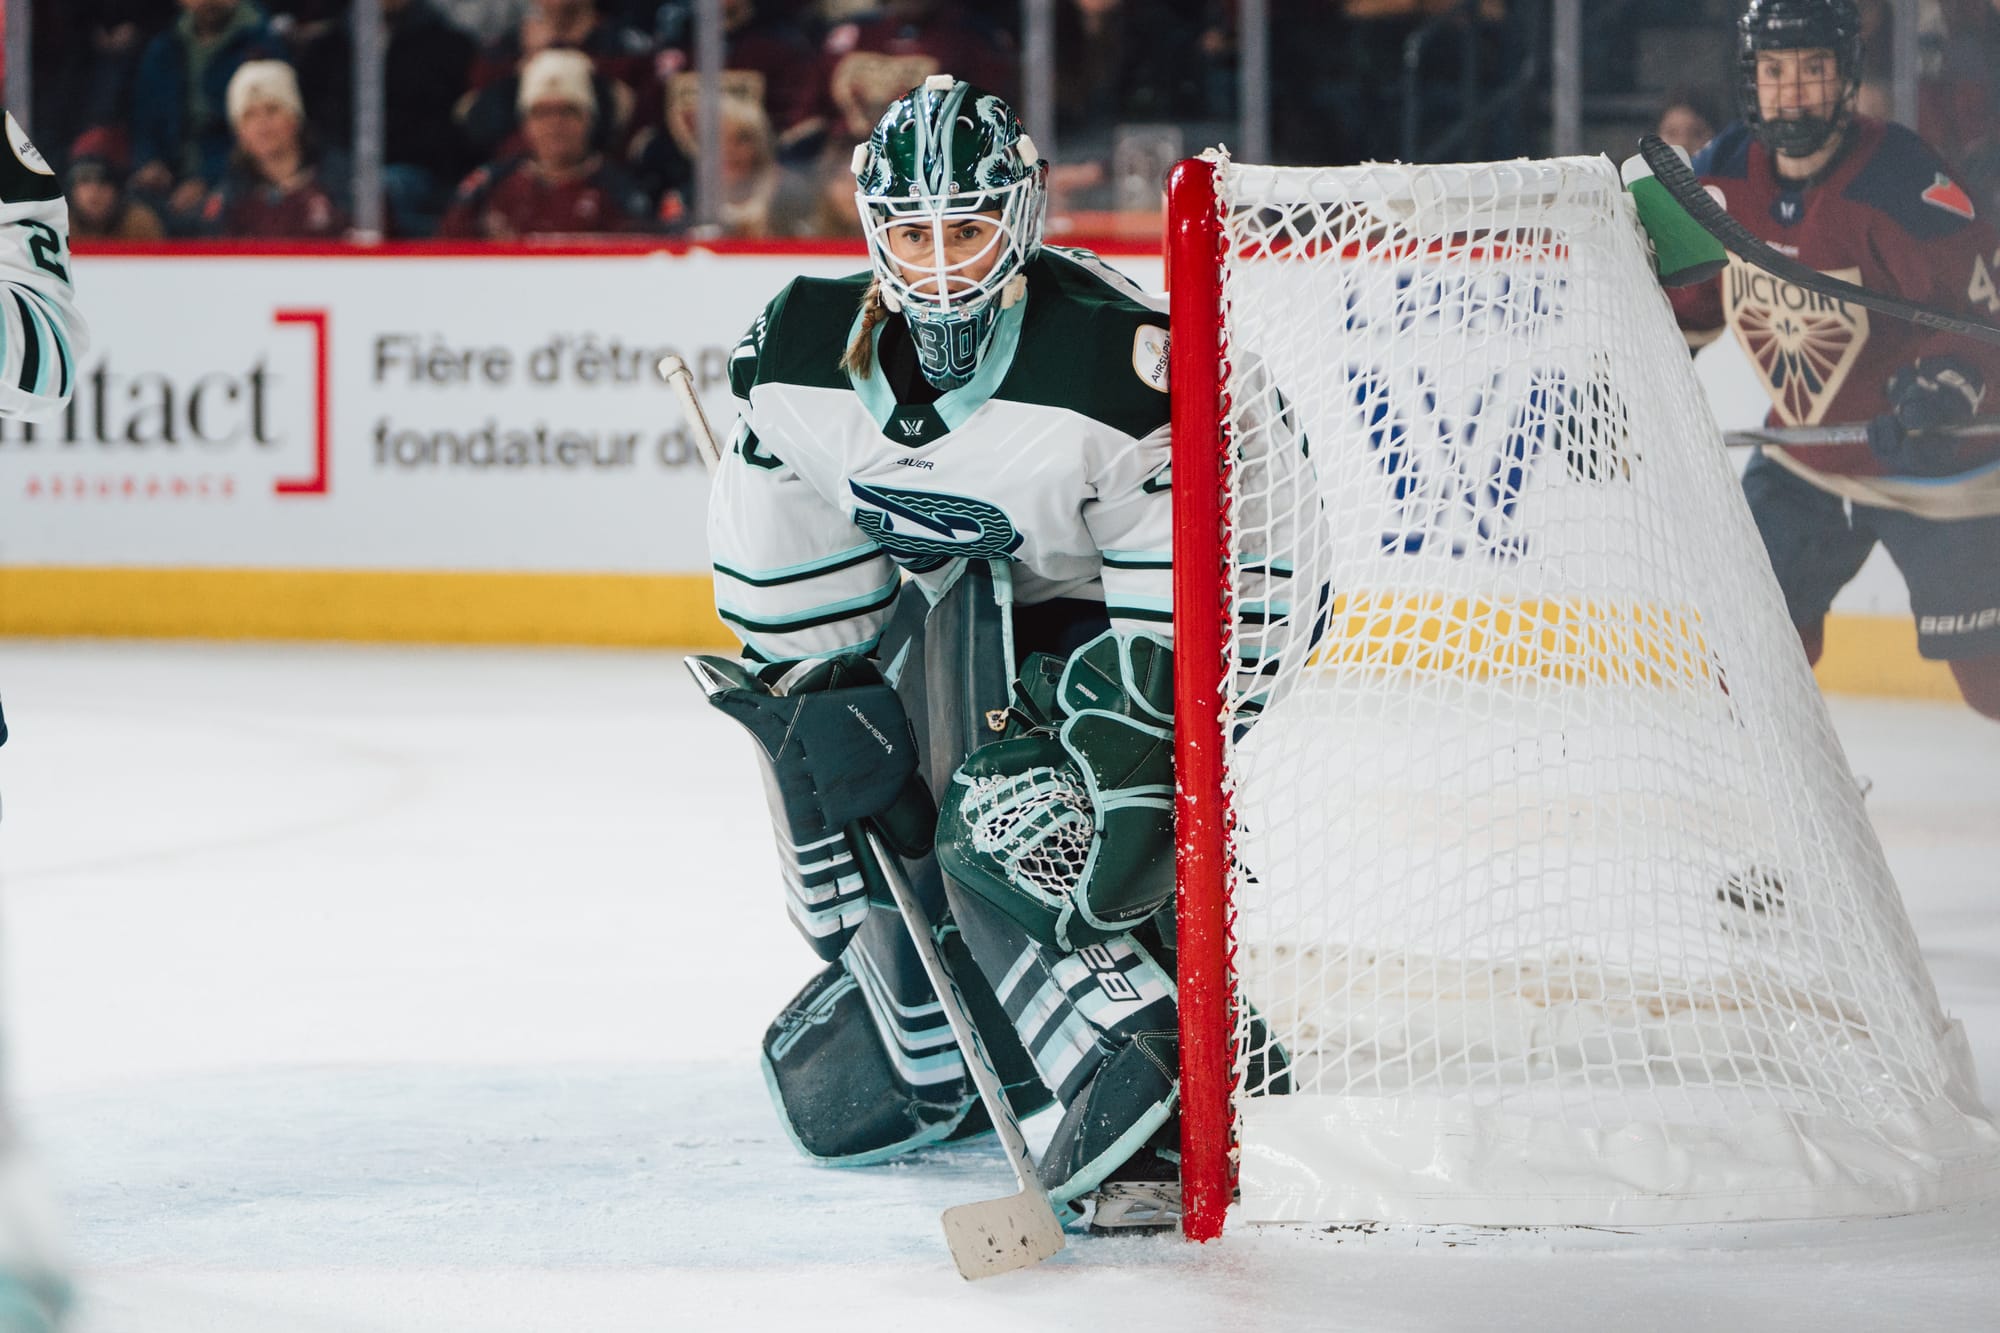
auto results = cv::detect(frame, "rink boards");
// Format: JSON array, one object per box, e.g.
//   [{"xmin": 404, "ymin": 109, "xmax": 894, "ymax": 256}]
[{"xmin": 0, "ymin": 241, "xmax": 1948, "ymax": 698}]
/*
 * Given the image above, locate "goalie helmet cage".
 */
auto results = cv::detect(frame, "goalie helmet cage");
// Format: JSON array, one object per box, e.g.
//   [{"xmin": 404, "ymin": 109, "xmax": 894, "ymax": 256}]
[{"xmin": 1165, "ymin": 153, "xmax": 2000, "ymax": 1243}]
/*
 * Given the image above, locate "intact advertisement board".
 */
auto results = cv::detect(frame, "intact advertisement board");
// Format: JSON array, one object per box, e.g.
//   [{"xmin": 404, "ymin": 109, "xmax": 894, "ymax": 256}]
[{"xmin": 0, "ymin": 250, "xmax": 862, "ymax": 573}]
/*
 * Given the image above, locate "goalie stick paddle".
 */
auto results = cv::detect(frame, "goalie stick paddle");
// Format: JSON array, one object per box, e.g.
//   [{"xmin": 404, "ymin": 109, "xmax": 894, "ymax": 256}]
[
  {"xmin": 859, "ymin": 828, "xmax": 1068, "ymax": 1279},
  {"xmin": 1637, "ymin": 134, "xmax": 2000, "ymax": 349}
]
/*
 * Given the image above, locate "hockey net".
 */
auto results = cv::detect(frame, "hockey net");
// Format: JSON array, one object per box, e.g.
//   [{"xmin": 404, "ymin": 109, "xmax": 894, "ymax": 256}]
[{"xmin": 1165, "ymin": 154, "xmax": 2000, "ymax": 1239}]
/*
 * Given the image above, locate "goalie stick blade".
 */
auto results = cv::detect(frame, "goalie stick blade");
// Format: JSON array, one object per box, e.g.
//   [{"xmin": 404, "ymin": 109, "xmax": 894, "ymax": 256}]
[
  {"xmin": 1636, "ymin": 134, "xmax": 2000, "ymax": 349},
  {"xmin": 860, "ymin": 829, "xmax": 1068, "ymax": 1279},
  {"xmin": 941, "ymin": 1189, "xmax": 1068, "ymax": 1280}
]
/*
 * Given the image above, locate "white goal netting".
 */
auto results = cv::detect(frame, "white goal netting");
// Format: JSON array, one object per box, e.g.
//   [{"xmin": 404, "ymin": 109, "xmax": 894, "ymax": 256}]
[{"xmin": 1208, "ymin": 156, "xmax": 2000, "ymax": 1225}]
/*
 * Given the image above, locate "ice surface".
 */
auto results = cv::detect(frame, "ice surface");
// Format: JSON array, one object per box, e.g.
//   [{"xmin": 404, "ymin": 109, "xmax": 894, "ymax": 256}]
[{"xmin": 0, "ymin": 642, "xmax": 1993, "ymax": 1332}]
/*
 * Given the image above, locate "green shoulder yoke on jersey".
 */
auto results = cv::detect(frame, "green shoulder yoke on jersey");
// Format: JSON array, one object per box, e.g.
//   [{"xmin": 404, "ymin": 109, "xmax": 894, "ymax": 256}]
[
  {"xmin": 996, "ymin": 250, "xmax": 1170, "ymax": 440},
  {"xmin": 734, "ymin": 273, "xmax": 873, "ymax": 398}
]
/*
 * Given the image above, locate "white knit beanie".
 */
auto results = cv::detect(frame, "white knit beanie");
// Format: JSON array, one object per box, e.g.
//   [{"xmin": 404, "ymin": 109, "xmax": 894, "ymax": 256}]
[
  {"xmin": 226, "ymin": 60, "xmax": 305, "ymax": 127},
  {"xmin": 518, "ymin": 49, "xmax": 596, "ymax": 118}
]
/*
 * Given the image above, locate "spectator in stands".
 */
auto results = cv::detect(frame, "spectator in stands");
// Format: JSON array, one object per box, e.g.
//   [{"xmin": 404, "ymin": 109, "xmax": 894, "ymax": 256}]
[
  {"xmin": 199, "ymin": 59, "xmax": 352, "ymax": 237},
  {"xmin": 1055, "ymin": 0, "xmax": 1204, "ymax": 138},
  {"xmin": 712, "ymin": 93, "xmax": 818, "ymax": 235},
  {"xmin": 65, "ymin": 131, "xmax": 169, "ymax": 241},
  {"xmin": 433, "ymin": 0, "xmax": 531, "ymax": 44},
  {"xmin": 652, "ymin": 0, "xmax": 824, "ymax": 159},
  {"xmin": 810, "ymin": 0, "xmax": 1018, "ymax": 143},
  {"xmin": 460, "ymin": 0, "xmax": 664, "ymax": 161},
  {"xmin": 1655, "ymin": 89, "xmax": 1721, "ymax": 154},
  {"xmin": 128, "ymin": 0, "xmax": 287, "ymax": 222},
  {"xmin": 29, "ymin": 0, "xmax": 178, "ymax": 170},
  {"xmin": 440, "ymin": 49, "xmax": 654, "ymax": 237},
  {"xmin": 293, "ymin": 0, "xmax": 479, "ymax": 236},
  {"xmin": 1853, "ymin": 0, "xmax": 1992, "ymax": 171},
  {"xmin": 799, "ymin": 138, "xmax": 865, "ymax": 238},
  {"xmin": 458, "ymin": 0, "xmax": 660, "ymax": 157}
]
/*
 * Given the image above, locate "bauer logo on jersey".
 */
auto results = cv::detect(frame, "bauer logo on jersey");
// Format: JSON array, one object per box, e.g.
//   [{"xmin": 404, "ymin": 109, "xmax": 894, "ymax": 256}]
[
  {"xmin": 1723, "ymin": 255, "xmax": 1870, "ymax": 425},
  {"xmin": 1921, "ymin": 173, "xmax": 1976, "ymax": 220},
  {"xmin": 848, "ymin": 480, "xmax": 1025, "ymax": 562},
  {"xmin": 1132, "ymin": 324, "xmax": 1169, "ymax": 393},
  {"xmin": 4, "ymin": 114, "xmax": 52, "ymax": 176}
]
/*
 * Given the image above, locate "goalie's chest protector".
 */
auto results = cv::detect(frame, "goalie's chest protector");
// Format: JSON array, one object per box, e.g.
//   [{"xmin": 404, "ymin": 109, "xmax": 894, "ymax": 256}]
[{"xmin": 738, "ymin": 252, "xmax": 1173, "ymax": 605}]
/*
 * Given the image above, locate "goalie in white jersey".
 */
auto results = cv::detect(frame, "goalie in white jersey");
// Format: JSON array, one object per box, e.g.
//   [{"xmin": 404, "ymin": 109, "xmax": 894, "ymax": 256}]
[
  {"xmin": 693, "ymin": 77, "xmax": 1297, "ymax": 1230},
  {"xmin": 0, "ymin": 109, "xmax": 88, "ymax": 1331}
]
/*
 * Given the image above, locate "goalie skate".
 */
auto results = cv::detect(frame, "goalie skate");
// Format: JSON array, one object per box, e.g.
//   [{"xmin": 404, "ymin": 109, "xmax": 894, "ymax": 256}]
[{"xmin": 1084, "ymin": 1149, "xmax": 1181, "ymax": 1234}]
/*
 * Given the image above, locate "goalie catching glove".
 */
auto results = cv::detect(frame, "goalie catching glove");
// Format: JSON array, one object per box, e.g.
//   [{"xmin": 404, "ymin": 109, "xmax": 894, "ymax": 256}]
[
  {"xmin": 688, "ymin": 653, "xmax": 935, "ymax": 961},
  {"xmin": 935, "ymin": 629, "xmax": 1175, "ymax": 952}
]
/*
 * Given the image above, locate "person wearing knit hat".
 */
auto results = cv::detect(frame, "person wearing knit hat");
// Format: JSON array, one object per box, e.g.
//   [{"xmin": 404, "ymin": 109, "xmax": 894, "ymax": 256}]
[
  {"xmin": 226, "ymin": 60, "xmax": 306, "ymax": 131},
  {"xmin": 440, "ymin": 47, "xmax": 652, "ymax": 239},
  {"xmin": 517, "ymin": 48, "xmax": 597, "ymax": 121},
  {"xmin": 129, "ymin": 0, "xmax": 286, "ymax": 213},
  {"xmin": 66, "ymin": 130, "xmax": 167, "ymax": 242},
  {"xmin": 199, "ymin": 58, "xmax": 352, "ymax": 238}
]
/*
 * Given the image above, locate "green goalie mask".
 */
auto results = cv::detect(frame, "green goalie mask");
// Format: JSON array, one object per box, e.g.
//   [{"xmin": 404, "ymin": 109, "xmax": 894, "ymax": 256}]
[{"xmin": 852, "ymin": 75, "xmax": 1046, "ymax": 391}]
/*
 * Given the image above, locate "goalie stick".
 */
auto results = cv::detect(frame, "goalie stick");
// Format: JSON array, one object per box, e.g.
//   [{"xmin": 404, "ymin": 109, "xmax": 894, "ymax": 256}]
[
  {"xmin": 659, "ymin": 355, "xmax": 726, "ymax": 469},
  {"xmin": 1636, "ymin": 134, "xmax": 2000, "ymax": 349},
  {"xmin": 1723, "ymin": 414, "xmax": 2000, "ymax": 449},
  {"xmin": 665, "ymin": 352, "xmax": 1066, "ymax": 1279}
]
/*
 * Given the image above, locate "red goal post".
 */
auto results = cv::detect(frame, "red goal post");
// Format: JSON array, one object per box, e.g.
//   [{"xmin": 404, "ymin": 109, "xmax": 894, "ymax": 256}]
[{"xmin": 1166, "ymin": 154, "xmax": 1234, "ymax": 1243}]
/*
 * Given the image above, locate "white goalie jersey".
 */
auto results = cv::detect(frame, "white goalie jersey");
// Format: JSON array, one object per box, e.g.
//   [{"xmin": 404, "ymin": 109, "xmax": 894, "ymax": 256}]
[
  {"xmin": 0, "ymin": 112, "xmax": 87, "ymax": 423},
  {"xmin": 707, "ymin": 249, "xmax": 1178, "ymax": 665}
]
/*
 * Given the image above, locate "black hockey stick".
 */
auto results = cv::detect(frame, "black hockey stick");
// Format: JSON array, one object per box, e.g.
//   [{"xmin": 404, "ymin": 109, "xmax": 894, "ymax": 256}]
[
  {"xmin": 1723, "ymin": 413, "xmax": 2000, "ymax": 448},
  {"xmin": 1637, "ymin": 134, "xmax": 2000, "ymax": 349}
]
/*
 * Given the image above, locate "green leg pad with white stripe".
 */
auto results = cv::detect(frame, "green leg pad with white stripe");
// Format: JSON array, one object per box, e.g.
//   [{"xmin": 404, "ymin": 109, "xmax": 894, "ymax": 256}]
[{"xmin": 760, "ymin": 892, "xmax": 1051, "ymax": 1165}]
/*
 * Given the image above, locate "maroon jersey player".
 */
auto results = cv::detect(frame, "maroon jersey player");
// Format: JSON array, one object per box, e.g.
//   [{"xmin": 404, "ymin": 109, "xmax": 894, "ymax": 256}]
[{"xmin": 1671, "ymin": 0, "xmax": 2000, "ymax": 720}]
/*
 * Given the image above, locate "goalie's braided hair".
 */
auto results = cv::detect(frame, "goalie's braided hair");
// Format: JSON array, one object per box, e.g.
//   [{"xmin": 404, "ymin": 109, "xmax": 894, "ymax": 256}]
[{"xmin": 841, "ymin": 280, "xmax": 891, "ymax": 379}]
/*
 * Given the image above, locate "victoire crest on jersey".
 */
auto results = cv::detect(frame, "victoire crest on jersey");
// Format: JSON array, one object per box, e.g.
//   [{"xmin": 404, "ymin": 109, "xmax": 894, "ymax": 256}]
[{"xmin": 1723, "ymin": 253, "xmax": 1870, "ymax": 425}]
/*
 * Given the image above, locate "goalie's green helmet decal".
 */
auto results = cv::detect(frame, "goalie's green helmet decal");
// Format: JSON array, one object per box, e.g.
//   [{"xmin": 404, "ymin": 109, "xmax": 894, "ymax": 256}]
[{"xmin": 852, "ymin": 75, "xmax": 1046, "ymax": 391}]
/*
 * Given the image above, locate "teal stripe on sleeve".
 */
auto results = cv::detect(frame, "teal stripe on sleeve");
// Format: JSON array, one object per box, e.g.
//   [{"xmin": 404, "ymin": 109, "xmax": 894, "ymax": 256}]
[
  {"xmin": 713, "ymin": 543, "xmax": 884, "ymax": 588},
  {"xmin": 717, "ymin": 578, "xmax": 900, "ymax": 633}
]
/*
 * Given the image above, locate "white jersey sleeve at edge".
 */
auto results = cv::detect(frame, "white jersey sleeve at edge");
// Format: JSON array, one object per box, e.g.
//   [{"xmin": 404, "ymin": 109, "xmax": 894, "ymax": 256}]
[
  {"xmin": 1082, "ymin": 422, "xmax": 1175, "ymax": 642},
  {"xmin": 0, "ymin": 112, "xmax": 89, "ymax": 423},
  {"xmin": 707, "ymin": 418, "xmax": 901, "ymax": 665}
]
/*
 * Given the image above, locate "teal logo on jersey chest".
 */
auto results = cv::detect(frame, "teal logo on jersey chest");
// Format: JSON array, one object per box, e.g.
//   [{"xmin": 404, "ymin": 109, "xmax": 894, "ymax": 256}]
[
  {"xmin": 848, "ymin": 480, "xmax": 1024, "ymax": 563},
  {"xmin": 883, "ymin": 404, "xmax": 948, "ymax": 447}
]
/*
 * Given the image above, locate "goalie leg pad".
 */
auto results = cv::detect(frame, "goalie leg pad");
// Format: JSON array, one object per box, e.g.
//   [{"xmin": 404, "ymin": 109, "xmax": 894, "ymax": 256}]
[
  {"xmin": 1038, "ymin": 1030, "xmax": 1179, "ymax": 1211},
  {"xmin": 760, "ymin": 876, "xmax": 1058, "ymax": 1164},
  {"xmin": 761, "ymin": 911, "xmax": 975, "ymax": 1166}
]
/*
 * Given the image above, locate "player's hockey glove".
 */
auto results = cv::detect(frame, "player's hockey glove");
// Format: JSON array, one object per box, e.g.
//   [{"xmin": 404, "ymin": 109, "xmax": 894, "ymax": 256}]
[
  {"xmin": 688, "ymin": 653, "xmax": 935, "ymax": 961},
  {"xmin": 935, "ymin": 630, "xmax": 1175, "ymax": 952},
  {"xmin": 1866, "ymin": 356, "xmax": 1986, "ymax": 475}
]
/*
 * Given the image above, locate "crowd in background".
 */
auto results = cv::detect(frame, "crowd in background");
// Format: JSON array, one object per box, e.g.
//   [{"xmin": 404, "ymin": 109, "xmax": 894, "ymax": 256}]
[{"xmin": 20, "ymin": 0, "xmax": 2000, "ymax": 243}]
